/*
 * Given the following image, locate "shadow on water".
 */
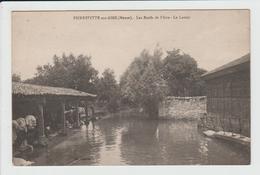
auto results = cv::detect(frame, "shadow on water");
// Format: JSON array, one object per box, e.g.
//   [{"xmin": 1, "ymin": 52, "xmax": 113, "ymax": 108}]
[{"xmin": 31, "ymin": 112, "xmax": 250, "ymax": 165}]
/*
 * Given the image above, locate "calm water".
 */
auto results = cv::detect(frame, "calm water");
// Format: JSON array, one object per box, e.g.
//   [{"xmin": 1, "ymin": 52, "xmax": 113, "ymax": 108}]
[{"xmin": 32, "ymin": 113, "xmax": 250, "ymax": 165}]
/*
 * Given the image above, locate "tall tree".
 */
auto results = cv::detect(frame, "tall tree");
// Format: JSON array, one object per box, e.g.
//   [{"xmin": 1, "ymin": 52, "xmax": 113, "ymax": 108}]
[
  {"xmin": 120, "ymin": 49, "xmax": 168, "ymax": 117},
  {"xmin": 162, "ymin": 49, "xmax": 207, "ymax": 96},
  {"xmin": 25, "ymin": 53, "xmax": 99, "ymax": 93},
  {"xmin": 97, "ymin": 68, "xmax": 120, "ymax": 112},
  {"xmin": 190, "ymin": 68, "xmax": 207, "ymax": 96}
]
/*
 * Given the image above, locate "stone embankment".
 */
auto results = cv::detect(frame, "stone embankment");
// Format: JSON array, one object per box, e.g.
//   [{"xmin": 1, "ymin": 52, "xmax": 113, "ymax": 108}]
[{"xmin": 158, "ymin": 96, "xmax": 206, "ymax": 119}]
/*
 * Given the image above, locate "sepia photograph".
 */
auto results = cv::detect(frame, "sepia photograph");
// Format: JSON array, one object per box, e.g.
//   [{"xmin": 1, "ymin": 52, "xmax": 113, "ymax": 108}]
[{"xmin": 11, "ymin": 9, "xmax": 250, "ymax": 166}]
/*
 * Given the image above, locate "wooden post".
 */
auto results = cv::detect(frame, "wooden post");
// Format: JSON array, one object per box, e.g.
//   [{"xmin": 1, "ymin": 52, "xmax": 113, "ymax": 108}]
[
  {"xmin": 37, "ymin": 102, "xmax": 45, "ymax": 137},
  {"xmin": 60, "ymin": 100, "xmax": 67, "ymax": 135},
  {"xmin": 34, "ymin": 97, "xmax": 50, "ymax": 146},
  {"xmin": 75, "ymin": 101, "xmax": 80, "ymax": 128},
  {"xmin": 84, "ymin": 101, "xmax": 89, "ymax": 118}
]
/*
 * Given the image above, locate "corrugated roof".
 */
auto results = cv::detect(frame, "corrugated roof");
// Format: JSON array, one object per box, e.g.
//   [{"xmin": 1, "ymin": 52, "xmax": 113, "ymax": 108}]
[
  {"xmin": 13, "ymin": 82, "xmax": 96, "ymax": 97},
  {"xmin": 202, "ymin": 53, "xmax": 250, "ymax": 79}
]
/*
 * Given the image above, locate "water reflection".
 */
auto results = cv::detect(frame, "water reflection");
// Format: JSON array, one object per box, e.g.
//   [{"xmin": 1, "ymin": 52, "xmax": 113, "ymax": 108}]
[
  {"xmin": 32, "ymin": 114, "xmax": 250, "ymax": 165},
  {"xmin": 120, "ymin": 118, "xmax": 160, "ymax": 165}
]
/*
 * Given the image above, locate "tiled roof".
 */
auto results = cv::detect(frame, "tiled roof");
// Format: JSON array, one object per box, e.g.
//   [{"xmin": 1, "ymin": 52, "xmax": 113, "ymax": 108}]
[
  {"xmin": 202, "ymin": 53, "xmax": 250, "ymax": 79},
  {"xmin": 13, "ymin": 82, "xmax": 96, "ymax": 97}
]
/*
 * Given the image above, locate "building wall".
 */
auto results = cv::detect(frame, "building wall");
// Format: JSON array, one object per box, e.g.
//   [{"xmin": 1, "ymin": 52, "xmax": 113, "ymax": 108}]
[
  {"xmin": 159, "ymin": 96, "xmax": 206, "ymax": 119},
  {"xmin": 206, "ymin": 69, "xmax": 250, "ymax": 137}
]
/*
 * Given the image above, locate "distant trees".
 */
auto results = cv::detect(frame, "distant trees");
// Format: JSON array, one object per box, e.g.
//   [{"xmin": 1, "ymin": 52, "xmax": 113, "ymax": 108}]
[
  {"xmin": 120, "ymin": 49, "xmax": 168, "ymax": 117},
  {"xmin": 24, "ymin": 53, "xmax": 120, "ymax": 112},
  {"xmin": 12, "ymin": 73, "xmax": 21, "ymax": 82},
  {"xmin": 24, "ymin": 54, "xmax": 99, "ymax": 94},
  {"xmin": 22, "ymin": 48, "xmax": 207, "ymax": 117}
]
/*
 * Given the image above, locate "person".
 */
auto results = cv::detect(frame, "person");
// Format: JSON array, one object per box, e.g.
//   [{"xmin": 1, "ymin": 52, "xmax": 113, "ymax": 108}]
[
  {"xmin": 14, "ymin": 118, "xmax": 27, "ymax": 148},
  {"xmin": 89, "ymin": 106, "xmax": 96, "ymax": 121},
  {"xmin": 25, "ymin": 115, "xmax": 37, "ymax": 130},
  {"xmin": 12, "ymin": 120, "xmax": 35, "ymax": 166},
  {"xmin": 25, "ymin": 115, "xmax": 41, "ymax": 146},
  {"xmin": 12, "ymin": 120, "xmax": 19, "ymax": 146},
  {"xmin": 84, "ymin": 116, "xmax": 90, "ymax": 127},
  {"xmin": 13, "ymin": 117, "xmax": 33, "ymax": 152}
]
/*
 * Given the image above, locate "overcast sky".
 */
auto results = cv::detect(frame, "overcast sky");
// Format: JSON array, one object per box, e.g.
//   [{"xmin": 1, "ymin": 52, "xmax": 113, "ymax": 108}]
[{"xmin": 12, "ymin": 10, "xmax": 250, "ymax": 81}]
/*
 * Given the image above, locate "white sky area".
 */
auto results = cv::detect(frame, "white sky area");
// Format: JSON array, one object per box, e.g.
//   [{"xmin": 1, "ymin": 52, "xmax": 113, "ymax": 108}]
[{"xmin": 12, "ymin": 10, "xmax": 250, "ymax": 81}]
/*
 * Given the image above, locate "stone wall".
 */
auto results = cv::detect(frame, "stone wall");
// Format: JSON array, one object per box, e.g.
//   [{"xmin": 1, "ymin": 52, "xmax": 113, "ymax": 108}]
[{"xmin": 159, "ymin": 96, "xmax": 206, "ymax": 119}]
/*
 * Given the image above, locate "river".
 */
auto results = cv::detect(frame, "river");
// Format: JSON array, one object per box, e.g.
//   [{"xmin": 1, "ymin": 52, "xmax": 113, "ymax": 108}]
[{"xmin": 31, "ymin": 113, "xmax": 250, "ymax": 165}]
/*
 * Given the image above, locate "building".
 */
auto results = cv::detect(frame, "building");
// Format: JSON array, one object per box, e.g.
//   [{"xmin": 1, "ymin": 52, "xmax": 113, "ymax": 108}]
[
  {"xmin": 12, "ymin": 82, "xmax": 96, "ymax": 140},
  {"xmin": 202, "ymin": 53, "xmax": 250, "ymax": 137}
]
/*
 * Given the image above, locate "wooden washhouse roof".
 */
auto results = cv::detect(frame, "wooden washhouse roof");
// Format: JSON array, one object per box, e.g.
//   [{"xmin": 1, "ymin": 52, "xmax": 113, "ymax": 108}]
[
  {"xmin": 202, "ymin": 53, "xmax": 250, "ymax": 80},
  {"xmin": 13, "ymin": 82, "xmax": 96, "ymax": 98}
]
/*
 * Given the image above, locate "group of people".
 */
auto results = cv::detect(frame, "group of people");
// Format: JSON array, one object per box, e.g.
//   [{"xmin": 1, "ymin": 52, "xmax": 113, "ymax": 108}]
[
  {"xmin": 12, "ymin": 115, "xmax": 38, "ymax": 166},
  {"xmin": 64, "ymin": 105, "xmax": 97, "ymax": 128},
  {"xmin": 12, "ymin": 115, "xmax": 38, "ymax": 153}
]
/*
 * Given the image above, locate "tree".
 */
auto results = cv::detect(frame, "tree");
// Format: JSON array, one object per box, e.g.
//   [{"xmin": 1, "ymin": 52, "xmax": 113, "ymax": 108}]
[
  {"xmin": 190, "ymin": 68, "xmax": 207, "ymax": 96},
  {"xmin": 97, "ymin": 68, "xmax": 120, "ymax": 112},
  {"xmin": 12, "ymin": 73, "xmax": 21, "ymax": 82},
  {"xmin": 120, "ymin": 49, "xmax": 168, "ymax": 117},
  {"xmin": 162, "ymin": 49, "xmax": 207, "ymax": 96},
  {"xmin": 24, "ymin": 53, "xmax": 99, "ymax": 94}
]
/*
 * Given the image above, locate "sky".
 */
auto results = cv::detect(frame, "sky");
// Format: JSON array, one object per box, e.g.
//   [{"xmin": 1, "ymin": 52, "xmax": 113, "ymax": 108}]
[{"xmin": 12, "ymin": 10, "xmax": 250, "ymax": 81}]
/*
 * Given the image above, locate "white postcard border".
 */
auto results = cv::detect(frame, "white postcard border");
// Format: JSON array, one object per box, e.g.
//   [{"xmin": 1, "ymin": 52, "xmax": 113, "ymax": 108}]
[{"xmin": 1, "ymin": 1, "xmax": 260, "ymax": 175}]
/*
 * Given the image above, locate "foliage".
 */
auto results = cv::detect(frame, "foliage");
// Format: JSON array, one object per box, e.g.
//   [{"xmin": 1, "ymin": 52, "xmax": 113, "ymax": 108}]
[
  {"xmin": 24, "ymin": 54, "xmax": 99, "ymax": 94},
  {"xmin": 162, "ymin": 49, "xmax": 207, "ymax": 96},
  {"xmin": 120, "ymin": 49, "xmax": 168, "ymax": 117},
  {"xmin": 12, "ymin": 73, "xmax": 21, "ymax": 82},
  {"xmin": 23, "ymin": 48, "xmax": 207, "ymax": 116},
  {"xmin": 190, "ymin": 68, "xmax": 207, "ymax": 96},
  {"xmin": 97, "ymin": 68, "xmax": 120, "ymax": 112}
]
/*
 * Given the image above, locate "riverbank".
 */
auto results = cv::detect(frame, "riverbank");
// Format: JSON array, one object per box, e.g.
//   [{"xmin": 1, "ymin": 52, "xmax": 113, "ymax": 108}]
[{"xmin": 14, "ymin": 108, "xmax": 138, "ymax": 165}]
